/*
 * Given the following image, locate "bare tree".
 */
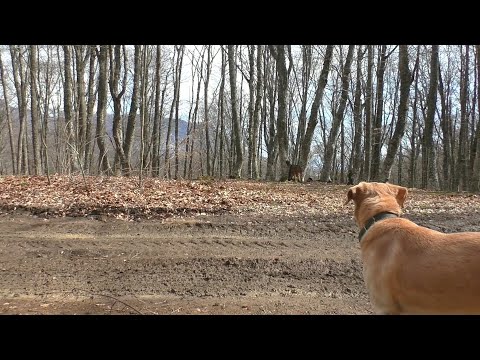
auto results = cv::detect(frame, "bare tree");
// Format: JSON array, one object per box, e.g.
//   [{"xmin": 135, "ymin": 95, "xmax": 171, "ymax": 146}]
[
  {"xmin": 63, "ymin": 45, "xmax": 80, "ymax": 173},
  {"xmin": 438, "ymin": 48, "xmax": 454, "ymax": 190},
  {"xmin": 456, "ymin": 45, "xmax": 470, "ymax": 191},
  {"xmin": 350, "ymin": 45, "xmax": 365, "ymax": 184},
  {"xmin": 381, "ymin": 45, "xmax": 413, "ymax": 182},
  {"xmin": 124, "ymin": 45, "xmax": 142, "ymax": 176},
  {"xmin": 84, "ymin": 46, "xmax": 97, "ymax": 173},
  {"xmin": 292, "ymin": 45, "xmax": 312, "ymax": 165},
  {"xmin": 95, "ymin": 45, "xmax": 111, "ymax": 174},
  {"xmin": 29, "ymin": 45, "xmax": 42, "ymax": 175},
  {"xmin": 251, "ymin": 45, "xmax": 264, "ymax": 179},
  {"xmin": 471, "ymin": 45, "xmax": 480, "ymax": 192},
  {"xmin": 0, "ymin": 49, "xmax": 16, "ymax": 173},
  {"xmin": 409, "ymin": 47, "xmax": 421, "ymax": 188},
  {"xmin": 246, "ymin": 45, "xmax": 256, "ymax": 179},
  {"xmin": 152, "ymin": 46, "xmax": 163, "ymax": 177},
  {"xmin": 218, "ymin": 47, "xmax": 227, "ymax": 177},
  {"xmin": 10, "ymin": 45, "xmax": 29, "ymax": 174},
  {"xmin": 228, "ymin": 45, "xmax": 243, "ymax": 178},
  {"xmin": 74, "ymin": 45, "xmax": 89, "ymax": 169},
  {"xmin": 37, "ymin": 46, "xmax": 58, "ymax": 180},
  {"xmin": 363, "ymin": 45, "xmax": 374, "ymax": 181},
  {"xmin": 268, "ymin": 45, "xmax": 292, "ymax": 181},
  {"xmin": 421, "ymin": 45, "xmax": 440, "ymax": 189},
  {"xmin": 468, "ymin": 47, "xmax": 478, "ymax": 192},
  {"xmin": 299, "ymin": 45, "xmax": 333, "ymax": 170},
  {"xmin": 165, "ymin": 46, "xmax": 183, "ymax": 178},
  {"xmin": 185, "ymin": 46, "xmax": 204, "ymax": 179},
  {"xmin": 203, "ymin": 45, "xmax": 212, "ymax": 176},
  {"xmin": 108, "ymin": 45, "xmax": 128, "ymax": 175},
  {"xmin": 370, "ymin": 45, "xmax": 388, "ymax": 181},
  {"xmin": 319, "ymin": 45, "xmax": 354, "ymax": 182},
  {"xmin": 139, "ymin": 45, "xmax": 148, "ymax": 187},
  {"xmin": 174, "ymin": 45, "xmax": 184, "ymax": 179},
  {"xmin": 264, "ymin": 57, "xmax": 278, "ymax": 181}
]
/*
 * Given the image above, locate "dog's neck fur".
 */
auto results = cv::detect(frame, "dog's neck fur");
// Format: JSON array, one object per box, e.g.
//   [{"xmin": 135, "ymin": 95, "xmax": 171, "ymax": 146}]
[{"xmin": 358, "ymin": 212, "xmax": 399, "ymax": 241}]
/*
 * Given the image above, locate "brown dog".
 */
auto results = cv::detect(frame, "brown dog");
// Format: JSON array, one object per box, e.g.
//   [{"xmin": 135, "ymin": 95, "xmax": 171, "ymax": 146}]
[{"xmin": 345, "ymin": 181, "xmax": 480, "ymax": 314}]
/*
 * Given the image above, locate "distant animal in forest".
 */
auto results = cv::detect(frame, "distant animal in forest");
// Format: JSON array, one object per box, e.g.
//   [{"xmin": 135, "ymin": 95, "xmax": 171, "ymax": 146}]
[
  {"xmin": 286, "ymin": 161, "xmax": 304, "ymax": 182},
  {"xmin": 347, "ymin": 170, "xmax": 354, "ymax": 185}
]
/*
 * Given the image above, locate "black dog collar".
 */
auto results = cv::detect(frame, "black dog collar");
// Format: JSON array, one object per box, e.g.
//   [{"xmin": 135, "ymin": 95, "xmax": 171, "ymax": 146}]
[{"xmin": 358, "ymin": 212, "xmax": 399, "ymax": 242}]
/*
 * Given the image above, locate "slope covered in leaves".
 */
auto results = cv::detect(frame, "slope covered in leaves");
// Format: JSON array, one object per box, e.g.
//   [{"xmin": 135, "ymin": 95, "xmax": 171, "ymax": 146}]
[{"xmin": 0, "ymin": 175, "xmax": 479, "ymax": 220}]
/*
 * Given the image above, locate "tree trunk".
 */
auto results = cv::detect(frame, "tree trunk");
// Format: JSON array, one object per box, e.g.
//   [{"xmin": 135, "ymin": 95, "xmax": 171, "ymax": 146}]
[
  {"xmin": 174, "ymin": 45, "xmax": 184, "ymax": 179},
  {"xmin": 381, "ymin": 45, "xmax": 412, "ymax": 182},
  {"xmin": 38, "ymin": 46, "xmax": 55, "ymax": 179},
  {"xmin": 471, "ymin": 45, "xmax": 480, "ymax": 192},
  {"xmin": 299, "ymin": 45, "xmax": 333, "ymax": 170},
  {"xmin": 319, "ymin": 45, "xmax": 354, "ymax": 182},
  {"xmin": 186, "ymin": 48, "xmax": 204, "ymax": 179},
  {"xmin": 351, "ymin": 46, "xmax": 364, "ymax": 184},
  {"xmin": 152, "ymin": 46, "xmax": 162, "ymax": 177},
  {"xmin": 468, "ymin": 46, "xmax": 478, "ymax": 191},
  {"xmin": 10, "ymin": 45, "xmax": 28, "ymax": 174},
  {"xmin": 63, "ymin": 45, "xmax": 80, "ymax": 173},
  {"xmin": 247, "ymin": 45, "xmax": 256, "ymax": 179},
  {"xmin": 165, "ymin": 47, "xmax": 182, "ymax": 178},
  {"xmin": 370, "ymin": 45, "xmax": 387, "ymax": 181},
  {"xmin": 108, "ymin": 45, "xmax": 128, "ymax": 175},
  {"xmin": 29, "ymin": 45, "xmax": 41, "ymax": 175},
  {"xmin": 251, "ymin": 45, "xmax": 263, "ymax": 179},
  {"xmin": 409, "ymin": 47, "xmax": 421, "ymax": 188},
  {"xmin": 204, "ymin": 45, "xmax": 212, "ymax": 177},
  {"xmin": 0, "ymin": 50, "xmax": 16, "ymax": 173},
  {"xmin": 95, "ymin": 45, "xmax": 111, "ymax": 174},
  {"xmin": 139, "ymin": 45, "xmax": 148, "ymax": 187},
  {"xmin": 363, "ymin": 45, "xmax": 374, "ymax": 181},
  {"xmin": 219, "ymin": 48, "xmax": 226, "ymax": 178},
  {"xmin": 268, "ymin": 45, "xmax": 290, "ymax": 181},
  {"xmin": 421, "ymin": 45, "xmax": 440, "ymax": 189},
  {"xmin": 228, "ymin": 45, "xmax": 243, "ymax": 178},
  {"xmin": 293, "ymin": 46, "xmax": 312, "ymax": 166},
  {"xmin": 124, "ymin": 45, "xmax": 142, "ymax": 176},
  {"xmin": 265, "ymin": 65, "xmax": 278, "ymax": 181},
  {"xmin": 74, "ymin": 45, "xmax": 88, "ymax": 169},
  {"xmin": 456, "ymin": 45, "xmax": 469, "ymax": 191},
  {"xmin": 84, "ymin": 46, "xmax": 97, "ymax": 173}
]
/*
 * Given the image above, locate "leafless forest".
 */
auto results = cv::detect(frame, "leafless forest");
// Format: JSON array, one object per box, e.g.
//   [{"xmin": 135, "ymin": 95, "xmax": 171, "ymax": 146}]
[{"xmin": 0, "ymin": 45, "xmax": 479, "ymax": 191}]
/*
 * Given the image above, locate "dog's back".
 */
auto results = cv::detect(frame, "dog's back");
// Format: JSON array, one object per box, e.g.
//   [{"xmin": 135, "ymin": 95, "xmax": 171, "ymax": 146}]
[
  {"xmin": 347, "ymin": 181, "xmax": 480, "ymax": 314},
  {"xmin": 362, "ymin": 217, "xmax": 480, "ymax": 314}
]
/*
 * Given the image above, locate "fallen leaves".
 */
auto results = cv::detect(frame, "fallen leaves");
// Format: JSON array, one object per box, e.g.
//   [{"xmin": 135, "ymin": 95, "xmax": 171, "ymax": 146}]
[{"xmin": 0, "ymin": 175, "xmax": 479, "ymax": 221}]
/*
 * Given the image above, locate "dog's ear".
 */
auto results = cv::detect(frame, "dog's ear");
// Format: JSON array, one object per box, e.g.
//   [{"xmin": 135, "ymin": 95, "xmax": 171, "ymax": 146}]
[
  {"xmin": 386, "ymin": 183, "xmax": 408, "ymax": 207},
  {"xmin": 396, "ymin": 186, "xmax": 407, "ymax": 207},
  {"xmin": 345, "ymin": 187, "xmax": 356, "ymax": 205},
  {"xmin": 394, "ymin": 186, "xmax": 408, "ymax": 207},
  {"xmin": 345, "ymin": 182, "xmax": 369, "ymax": 205}
]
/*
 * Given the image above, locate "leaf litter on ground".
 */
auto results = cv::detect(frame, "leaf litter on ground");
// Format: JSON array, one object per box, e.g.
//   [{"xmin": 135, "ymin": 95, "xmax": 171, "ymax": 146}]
[{"xmin": 0, "ymin": 175, "xmax": 479, "ymax": 221}]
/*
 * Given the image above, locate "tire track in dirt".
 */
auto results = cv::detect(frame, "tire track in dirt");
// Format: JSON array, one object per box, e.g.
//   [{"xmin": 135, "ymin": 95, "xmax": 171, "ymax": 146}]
[{"xmin": 0, "ymin": 212, "xmax": 368, "ymax": 315}]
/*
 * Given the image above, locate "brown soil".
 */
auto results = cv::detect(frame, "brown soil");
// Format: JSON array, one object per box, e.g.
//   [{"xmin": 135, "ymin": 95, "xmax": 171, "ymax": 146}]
[{"xmin": 1, "ymin": 180, "xmax": 479, "ymax": 315}]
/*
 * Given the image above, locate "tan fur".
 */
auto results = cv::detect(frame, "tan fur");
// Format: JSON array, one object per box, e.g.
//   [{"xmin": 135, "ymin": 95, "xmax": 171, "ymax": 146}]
[{"xmin": 345, "ymin": 181, "xmax": 480, "ymax": 315}]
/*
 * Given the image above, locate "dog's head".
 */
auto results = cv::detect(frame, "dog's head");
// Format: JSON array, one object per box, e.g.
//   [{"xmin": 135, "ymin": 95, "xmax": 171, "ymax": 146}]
[{"xmin": 345, "ymin": 182, "xmax": 407, "ymax": 228}]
